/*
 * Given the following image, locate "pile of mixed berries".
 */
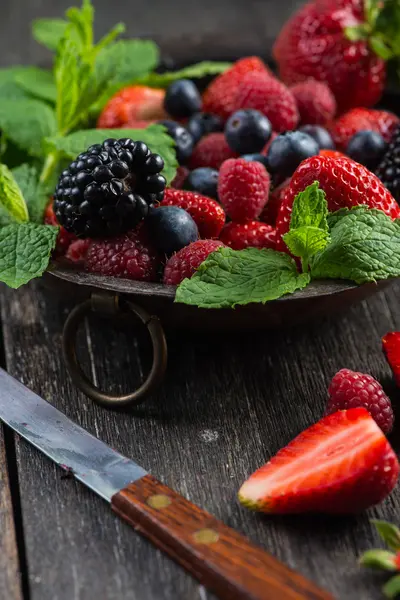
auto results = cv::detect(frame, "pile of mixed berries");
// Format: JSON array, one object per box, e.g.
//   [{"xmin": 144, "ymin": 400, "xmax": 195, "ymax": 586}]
[{"xmin": 47, "ymin": 55, "xmax": 400, "ymax": 286}]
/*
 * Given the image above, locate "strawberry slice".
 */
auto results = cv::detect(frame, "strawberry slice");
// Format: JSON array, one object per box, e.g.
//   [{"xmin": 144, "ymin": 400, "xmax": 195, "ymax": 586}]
[
  {"xmin": 383, "ymin": 332, "xmax": 400, "ymax": 387},
  {"xmin": 238, "ymin": 408, "xmax": 399, "ymax": 515}
]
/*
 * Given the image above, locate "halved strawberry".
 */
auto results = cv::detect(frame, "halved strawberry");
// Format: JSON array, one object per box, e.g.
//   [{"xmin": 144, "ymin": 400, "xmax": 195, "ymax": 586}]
[
  {"xmin": 383, "ymin": 332, "xmax": 400, "ymax": 387},
  {"xmin": 238, "ymin": 408, "xmax": 399, "ymax": 514},
  {"xmin": 97, "ymin": 86, "xmax": 166, "ymax": 129}
]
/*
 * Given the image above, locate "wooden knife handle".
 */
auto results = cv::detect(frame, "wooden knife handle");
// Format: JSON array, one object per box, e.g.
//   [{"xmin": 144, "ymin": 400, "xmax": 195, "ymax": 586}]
[{"xmin": 111, "ymin": 475, "xmax": 332, "ymax": 600}]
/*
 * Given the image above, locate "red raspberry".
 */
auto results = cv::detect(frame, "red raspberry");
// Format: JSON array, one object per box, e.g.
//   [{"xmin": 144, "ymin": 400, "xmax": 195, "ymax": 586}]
[
  {"xmin": 327, "ymin": 369, "xmax": 394, "ymax": 434},
  {"xmin": 219, "ymin": 221, "xmax": 276, "ymax": 250},
  {"xmin": 163, "ymin": 240, "xmax": 224, "ymax": 285},
  {"xmin": 202, "ymin": 57, "xmax": 268, "ymax": 121},
  {"xmin": 218, "ymin": 158, "xmax": 270, "ymax": 222},
  {"xmin": 85, "ymin": 227, "xmax": 160, "ymax": 281},
  {"xmin": 189, "ymin": 133, "xmax": 237, "ymax": 170},
  {"xmin": 382, "ymin": 332, "xmax": 400, "ymax": 387},
  {"xmin": 290, "ymin": 80, "xmax": 336, "ymax": 125},
  {"xmin": 44, "ymin": 200, "xmax": 76, "ymax": 256},
  {"xmin": 66, "ymin": 239, "xmax": 91, "ymax": 264},
  {"xmin": 260, "ymin": 179, "xmax": 290, "ymax": 226},
  {"xmin": 233, "ymin": 71, "xmax": 299, "ymax": 133},
  {"xmin": 328, "ymin": 108, "xmax": 400, "ymax": 151},
  {"xmin": 161, "ymin": 188, "xmax": 225, "ymax": 239},
  {"xmin": 170, "ymin": 166, "xmax": 190, "ymax": 189}
]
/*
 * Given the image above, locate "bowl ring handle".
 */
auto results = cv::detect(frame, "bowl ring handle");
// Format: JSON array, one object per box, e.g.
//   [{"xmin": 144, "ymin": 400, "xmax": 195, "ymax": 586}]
[{"xmin": 62, "ymin": 293, "xmax": 168, "ymax": 409}]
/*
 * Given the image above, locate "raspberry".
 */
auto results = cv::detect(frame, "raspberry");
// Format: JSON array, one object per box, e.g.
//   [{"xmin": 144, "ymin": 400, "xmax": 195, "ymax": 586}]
[
  {"xmin": 66, "ymin": 239, "xmax": 91, "ymax": 264},
  {"xmin": 85, "ymin": 227, "xmax": 160, "ymax": 281},
  {"xmin": 260, "ymin": 179, "xmax": 290, "ymax": 226},
  {"xmin": 54, "ymin": 138, "xmax": 166, "ymax": 238},
  {"xmin": 163, "ymin": 239, "xmax": 224, "ymax": 285},
  {"xmin": 170, "ymin": 166, "xmax": 190, "ymax": 189},
  {"xmin": 233, "ymin": 71, "xmax": 299, "ymax": 133},
  {"xmin": 202, "ymin": 57, "xmax": 268, "ymax": 121},
  {"xmin": 290, "ymin": 80, "xmax": 336, "ymax": 125},
  {"xmin": 189, "ymin": 133, "xmax": 237, "ymax": 170},
  {"xmin": 97, "ymin": 86, "xmax": 166, "ymax": 129},
  {"xmin": 218, "ymin": 158, "xmax": 270, "ymax": 222},
  {"xmin": 327, "ymin": 369, "xmax": 394, "ymax": 434},
  {"xmin": 161, "ymin": 188, "xmax": 225, "ymax": 239},
  {"xmin": 44, "ymin": 200, "xmax": 76, "ymax": 255},
  {"xmin": 219, "ymin": 221, "xmax": 276, "ymax": 250}
]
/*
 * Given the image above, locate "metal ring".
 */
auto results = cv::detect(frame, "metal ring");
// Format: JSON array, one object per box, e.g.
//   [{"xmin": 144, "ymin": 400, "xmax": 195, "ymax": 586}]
[{"xmin": 62, "ymin": 296, "xmax": 167, "ymax": 409}]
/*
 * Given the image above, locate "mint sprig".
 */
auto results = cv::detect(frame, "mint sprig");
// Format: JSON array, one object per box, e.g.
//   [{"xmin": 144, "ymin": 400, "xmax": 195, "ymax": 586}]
[{"xmin": 360, "ymin": 520, "xmax": 400, "ymax": 599}]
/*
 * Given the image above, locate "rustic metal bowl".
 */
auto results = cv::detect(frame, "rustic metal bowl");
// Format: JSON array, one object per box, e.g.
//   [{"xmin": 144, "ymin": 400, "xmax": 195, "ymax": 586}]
[{"xmin": 45, "ymin": 263, "xmax": 392, "ymax": 409}]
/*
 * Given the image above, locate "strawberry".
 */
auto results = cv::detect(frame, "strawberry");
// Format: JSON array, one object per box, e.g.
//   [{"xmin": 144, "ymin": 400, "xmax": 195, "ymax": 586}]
[
  {"xmin": 218, "ymin": 158, "xmax": 271, "ymax": 222},
  {"xmin": 202, "ymin": 57, "xmax": 268, "ymax": 121},
  {"xmin": 273, "ymin": 0, "xmax": 400, "ymax": 113},
  {"xmin": 97, "ymin": 86, "xmax": 166, "ymax": 129},
  {"xmin": 319, "ymin": 149, "xmax": 347, "ymax": 159},
  {"xmin": 189, "ymin": 133, "xmax": 238, "ymax": 170},
  {"xmin": 163, "ymin": 240, "xmax": 225, "ymax": 285},
  {"xmin": 233, "ymin": 71, "xmax": 299, "ymax": 133},
  {"xmin": 219, "ymin": 221, "xmax": 276, "ymax": 250},
  {"xmin": 160, "ymin": 188, "xmax": 225, "ymax": 239},
  {"xmin": 238, "ymin": 408, "xmax": 399, "ymax": 514},
  {"xmin": 382, "ymin": 332, "xmax": 400, "ymax": 388},
  {"xmin": 260, "ymin": 179, "xmax": 290, "ymax": 226},
  {"xmin": 275, "ymin": 155, "xmax": 400, "ymax": 252},
  {"xmin": 290, "ymin": 80, "xmax": 336, "ymax": 126},
  {"xmin": 328, "ymin": 108, "xmax": 400, "ymax": 151}
]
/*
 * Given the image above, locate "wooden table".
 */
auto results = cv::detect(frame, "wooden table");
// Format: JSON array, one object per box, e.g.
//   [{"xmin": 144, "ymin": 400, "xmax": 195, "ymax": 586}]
[{"xmin": 1, "ymin": 1, "xmax": 400, "ymax": 598}]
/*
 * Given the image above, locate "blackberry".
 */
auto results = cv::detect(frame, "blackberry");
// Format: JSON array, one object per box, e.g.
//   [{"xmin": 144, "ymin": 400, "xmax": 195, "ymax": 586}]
[
  {"xmin": 376, "ymin": 125, "xmax": 400, "ymax": 202},
  {"xmin": 53, "ymin": 138, "xmax": 166, "ymax": 238}
]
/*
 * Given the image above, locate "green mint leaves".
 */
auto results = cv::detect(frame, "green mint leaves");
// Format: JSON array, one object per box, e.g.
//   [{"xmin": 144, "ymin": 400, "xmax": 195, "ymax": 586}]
[
  {"xmin": 176, "ymin": 248, "xmax": 311, "ymax": 309},
  {"xmin": 0, "ymin": 165, "xmax": 29, "ymax": 223},
  {"xmin": 360, "ymin": 520, "xmax": 400, "ymax": 599},
  {"xmin": 310, "ymin": 206, "xmax": 400, "ymax": 283},
  {"xmin": 138, "ymin": 61, "xmax": 232, "ymax": 88},
  {"xmin": 283, "ymin": 181, "xmax": 330, "ymax": 272}
]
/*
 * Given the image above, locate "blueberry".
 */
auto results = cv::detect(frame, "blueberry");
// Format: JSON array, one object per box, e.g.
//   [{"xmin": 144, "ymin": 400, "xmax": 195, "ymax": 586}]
[
  {"xmin": 240, "ymin": 153, "xmax": 269, "ymax": 169},
  {"xmin": 267, "ymin": 131, "xmax": 320, "ymax": 182},
  {"xmin": 187, "ymin": 113, "xmax": 223, "ymax": 143},
  {"xmin": 158, "ymin": 120, "xmax": 194, "ymax": 164},
  {"xmin": 147, "ymin": 206, "xmax": 199, "ymax": 255},
  {"xmin": 184, "ymin": 167, "xmax": 219, "ymax": 199},
  {"xmin": 346, "ymin": 130, "xmax": 387, "ymax": 171},
  {"xmin": 225, "ymin": 109, "xmax": 272, "ymax": 154},
  {"xmin": 164, "ymin": 79, "xmax": 202, "ymax": 119},
  {"xmin": 299, "ymin": 125, "xmax": 335, "ymax": 150}
]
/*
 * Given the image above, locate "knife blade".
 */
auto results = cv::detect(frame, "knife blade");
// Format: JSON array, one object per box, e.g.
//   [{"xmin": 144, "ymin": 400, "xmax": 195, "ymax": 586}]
[{"xmin": 0, "ymin": 368, "xmax": 332, "ymax": 600}]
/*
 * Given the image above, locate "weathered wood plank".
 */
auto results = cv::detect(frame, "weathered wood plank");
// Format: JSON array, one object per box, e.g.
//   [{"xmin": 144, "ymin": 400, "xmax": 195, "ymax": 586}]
[
  {"xmin": 0, "ymin": 424, "xmax": 23, "ymax": 600},
  {"xmin": 1, "ymin": 280, "xmax": 400, "ymax": 600}
]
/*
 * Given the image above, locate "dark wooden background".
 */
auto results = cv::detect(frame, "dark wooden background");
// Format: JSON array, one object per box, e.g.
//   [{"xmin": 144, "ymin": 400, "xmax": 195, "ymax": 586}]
[{"xmin": 1, "ymin": 1, "xmax": 400, "ymax": 599}]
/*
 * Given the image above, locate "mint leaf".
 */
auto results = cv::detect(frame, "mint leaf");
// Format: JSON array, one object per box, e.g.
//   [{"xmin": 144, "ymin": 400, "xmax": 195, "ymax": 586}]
[
  {"xmin": 0, "ymin": 98, "xmax": 57, "ymax": 157},
  {"xmin": 12, "ymin": 165, "xmax": 48, "ymax": 224},
  {"xmin": 55, "ymin": 38, "xmax": 80, "ymax": 133},
  {"xmin": 137, "ymin": 61, "xmax": 231, "ymax": 88},
  {"xmin": 0, "ymin": 223, "xmax": 58, "ymax": 288},
  {"xmin": 311, "ymin": 206, "xmax": 400, "ymax": 284},
  {"xmin": 372, "ymin": 520, "xmax": 400, "ymax": 552},
  {"xmin": 0, "ymin": 164, "xmax": 29, "ymax": 223},
  {"xmin": 66, "ymin": 0, "xmax": 94, "ymax": 52},
  {"xmin": 383, "ymin": 575, "xmax": 400, "ymax": 599},
  {"xmin": 14, "ymin": 67, "xmax": 56, "ymax": 104},
  {"xmin": 369, "ymin": 35, "xmax": 394, "ymax": 60},
  {"xmin": 176, "ymin": 247, "xmax": 311, "ymax": 309},
  {"xmin": 359, "ymin": 550, "xmax": 397, "ymax": 571},
  {"xmin": 32, "ymin": 18, "xmax": 70, "ymax": 51},
  {"xmin": 283, "ymin": 181, "xmax": 330, "ymax": 271},
  {"xmin": 46, "ymin": 124, "xmax": 178, "ymax": 183}
]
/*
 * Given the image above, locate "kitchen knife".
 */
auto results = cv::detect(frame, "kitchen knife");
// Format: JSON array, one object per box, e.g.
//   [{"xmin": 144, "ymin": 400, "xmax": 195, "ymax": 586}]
[{"xmin": 0, "ymin": 369, "xmax": 331, "ymax": 600}]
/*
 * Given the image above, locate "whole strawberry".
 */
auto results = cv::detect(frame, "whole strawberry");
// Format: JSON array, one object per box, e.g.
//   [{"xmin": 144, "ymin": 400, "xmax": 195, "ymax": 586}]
[
  {"xmin": 275, "ymin": 155, "xmax": 400, "ymax": 251},
  {"xmin": 163, "ymin": 240, "xmax": 224, "ymax": 285},
  {"xmin": 160, "ymin": 188, "xmax": 225, "ymax": 239},
  {"xmin": 329, "ymin": 108, "xmax": 399, "ymax": 151},
  {"xmin": 97, "ymin": 85, "xmax": 166, "ymax": 129},
  {"xmin": 219, "ymin": 221, "xmax": 276, "ymax": 250},
  {"xmin": 85, "ymin": 226, "xmax": 160, "ymax": 281},
  {"xmin": 290, "ymin": 80, "xmax": 336, "ymax": 126},
  {"xmin": 233, "ymin": 71, "xmax": 299, "ymax": 133},
  {"xmin": 327, "ymin": 369, "xmax": 394, "ymax": 434},
  {"xmin": 218, "ymin": 158, "xmax": 271, "ymax": 222},
  {"xmin": 189, "ymin": 133, "xmax": 238, "ymax": 170},
  {"xmin": 273, "ymin": 0, "xmax": 399, "ymax": 113},
  {"xmin": 202, "ymin": 57, "xmax": 268, "ymax": 121}
]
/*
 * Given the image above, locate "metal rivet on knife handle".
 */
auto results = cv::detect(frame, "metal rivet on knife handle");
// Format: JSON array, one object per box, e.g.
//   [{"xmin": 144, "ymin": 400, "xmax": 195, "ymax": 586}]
[{"xmin": 62, "ymin": 293, "xmax": 167, "ymax": 409}]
